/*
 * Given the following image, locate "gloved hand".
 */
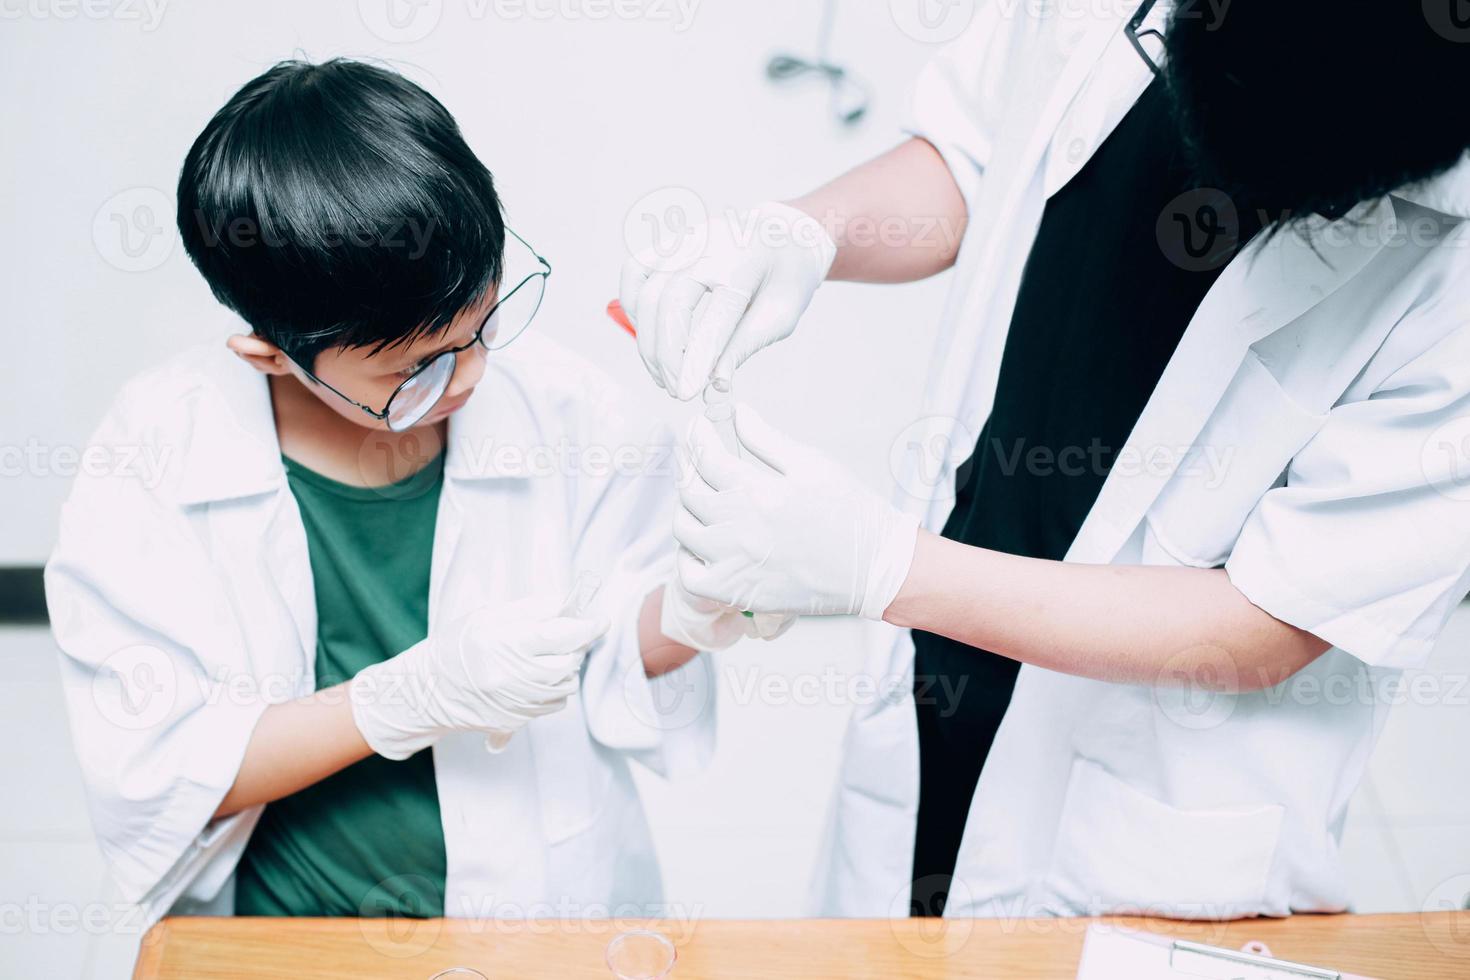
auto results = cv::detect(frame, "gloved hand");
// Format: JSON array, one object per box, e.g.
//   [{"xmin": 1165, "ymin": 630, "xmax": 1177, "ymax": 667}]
[
  {"xmin": 618, "ymin": 200, "xmax": 837, "ymax": 400},
  {"xmin": 660, "ymin": 570, "xmax": 796, "ymax": 651},
  {"xmin": 350, "ymin": 594, "xmax": 610, "ymax": 760},
  {"xmin": 672, "ymin": 405, "xmax": 920, "ymax": 620}
]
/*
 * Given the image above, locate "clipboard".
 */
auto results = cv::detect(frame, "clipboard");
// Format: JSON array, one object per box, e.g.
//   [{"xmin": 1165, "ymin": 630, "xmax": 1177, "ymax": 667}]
[{"xmin": 1075, "ymin": 923, "xmax": 1381, "ymax": 980}]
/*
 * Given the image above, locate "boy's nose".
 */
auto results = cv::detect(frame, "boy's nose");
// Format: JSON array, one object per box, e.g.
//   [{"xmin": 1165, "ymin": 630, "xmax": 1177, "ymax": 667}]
[{"xmin": 446, "ymin": 345, "xmax": 487, "ymax": 398}]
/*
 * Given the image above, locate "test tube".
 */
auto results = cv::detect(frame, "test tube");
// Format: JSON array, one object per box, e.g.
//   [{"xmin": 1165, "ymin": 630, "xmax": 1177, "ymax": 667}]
[
  {"xmin": 701, "ymin": 375, "xmax": 739, "ymax": 457},
  {"xmin": 700, "ymin": 381, "xmax": 780, "ymax": 628}
]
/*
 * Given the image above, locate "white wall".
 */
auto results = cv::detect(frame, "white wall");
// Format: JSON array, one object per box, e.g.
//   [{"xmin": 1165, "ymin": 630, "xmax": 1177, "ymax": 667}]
[{"xmin": 1, "ymin": 0, "xmax": 947, "ymax": 564}]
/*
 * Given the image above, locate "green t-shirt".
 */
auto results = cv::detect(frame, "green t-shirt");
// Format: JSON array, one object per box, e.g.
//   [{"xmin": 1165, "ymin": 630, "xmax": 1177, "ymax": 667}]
[{"xmin": 234, "ymin": 452, "xmax": 448, "ymax": 917}]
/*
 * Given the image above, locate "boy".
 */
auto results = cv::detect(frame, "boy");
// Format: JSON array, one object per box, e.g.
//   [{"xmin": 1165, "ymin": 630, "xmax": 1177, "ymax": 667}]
[{"xmin": 45, "ymin": 59, "xmax": 751, "ymax": 927}]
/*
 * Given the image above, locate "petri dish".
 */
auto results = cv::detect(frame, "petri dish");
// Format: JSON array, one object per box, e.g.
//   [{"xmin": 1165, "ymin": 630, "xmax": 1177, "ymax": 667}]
[{"xmin": 605, "ymin": 929, "xmax": 677, "ymax": 979}]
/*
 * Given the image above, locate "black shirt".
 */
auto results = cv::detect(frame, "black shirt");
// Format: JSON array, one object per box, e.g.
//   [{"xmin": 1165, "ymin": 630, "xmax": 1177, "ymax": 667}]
[{"xmin": 908, "ymin": 78, "xmax": 1261, "ymax": 915}]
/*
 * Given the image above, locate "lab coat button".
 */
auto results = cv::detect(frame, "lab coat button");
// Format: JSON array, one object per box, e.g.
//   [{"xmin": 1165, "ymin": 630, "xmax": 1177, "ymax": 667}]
[{"xmin": 1067, "ymin": 138, "xmax": 1087, "ymax": 163}]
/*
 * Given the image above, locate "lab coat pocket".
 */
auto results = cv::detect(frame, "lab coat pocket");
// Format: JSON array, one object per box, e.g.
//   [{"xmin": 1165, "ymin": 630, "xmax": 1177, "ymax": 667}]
[
  {"xmin": 529, "ymin": 696, "xmax": 614, "ymax": 845},
  {"xmin": 1145, "ymin": 353, "xmax": 1326, "ymax": 568},
  {"xmin": 841, "ymin": 690, "xmax": 919, "ymax": 811},
  {"xmin": 1043, "ymin": 757, "xmax": 1284, "ymax": 919}
]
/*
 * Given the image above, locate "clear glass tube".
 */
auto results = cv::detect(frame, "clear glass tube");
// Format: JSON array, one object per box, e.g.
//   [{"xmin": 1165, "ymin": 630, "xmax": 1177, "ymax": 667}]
[{"xmin": 701, "ymin": 376, "xmax": 739, "ymax": 457}]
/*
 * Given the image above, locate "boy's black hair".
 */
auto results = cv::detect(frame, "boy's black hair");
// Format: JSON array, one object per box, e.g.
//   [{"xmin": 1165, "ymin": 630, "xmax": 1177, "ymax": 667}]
[
  {"xmin": 1164, "ymin": 2, "xmax": 1469, "ymax": 227},
  {"xmin": 177, "ymin": 58, "xmax": 504, "ymax": 364}
]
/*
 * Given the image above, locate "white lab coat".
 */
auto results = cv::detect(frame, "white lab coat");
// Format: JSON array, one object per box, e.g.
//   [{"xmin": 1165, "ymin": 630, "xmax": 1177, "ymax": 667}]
[
  {"xmin": 45, "ymin": 333, "xmax": 712, "ymax": 929},
  {"xmin": 814, "ymin": 0, "xmax": 1470, "ymax": 919}
]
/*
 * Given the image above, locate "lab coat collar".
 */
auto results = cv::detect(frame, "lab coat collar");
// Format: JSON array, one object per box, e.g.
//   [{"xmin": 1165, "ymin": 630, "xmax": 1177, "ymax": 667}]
[
  {"xmin": 1068, "ymin": 194, "xmax": 1398, "ymax": 565},
  {"xmin": 172, "ymin": 344, "xmax": 547, "ymax": 506},
  {"xmin": 441, "ymin": 360, "xmax": 545, "ymax": 481},
  {"xmin": 1395, "ymin": 152, "xmax": 1470, "ymax": 219},
  {"xmin": 174, "ymin": 347, "xmax": 285, "ymax": 506}
]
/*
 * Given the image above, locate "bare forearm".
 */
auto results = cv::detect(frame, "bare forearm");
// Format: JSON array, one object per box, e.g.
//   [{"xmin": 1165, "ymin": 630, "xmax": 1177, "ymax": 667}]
[
  {"xmin": 639, "ymin": 585, "xmax": 701, "ymax": 677},
  {"xmin": 213, "ymin": 682, "xmax": 372, "ymax": 819},
  {"xmin": 885, "ymin": 530, "xmax": 1329, "ymax": 691},
  {"xmin": 787, "ymin": 137, "xmax": 968, "ymax": 284}
]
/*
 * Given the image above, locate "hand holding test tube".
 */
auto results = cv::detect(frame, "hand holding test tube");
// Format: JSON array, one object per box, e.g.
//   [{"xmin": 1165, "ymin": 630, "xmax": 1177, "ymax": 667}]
[
  {"xmin": 701, "ymin": 374, "xmax": 739, "ymax": 453},
  {"xmin": 607, "ymin": 300, "xmax": 788, "ymax": 639},
  {"xmin": 484, "ymin": 570, "xmax": 602, "ymax": 752}
]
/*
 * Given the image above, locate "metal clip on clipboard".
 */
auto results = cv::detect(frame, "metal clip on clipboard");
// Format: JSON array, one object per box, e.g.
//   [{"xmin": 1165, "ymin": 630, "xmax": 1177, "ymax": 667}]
[
  {"xmin": 1170, "ymin": 939, "xmax": 1340, "ymax": 979},
  {"xmin": 1076, "ymin": 924, "xmax": 1378, "ymax": 980}
]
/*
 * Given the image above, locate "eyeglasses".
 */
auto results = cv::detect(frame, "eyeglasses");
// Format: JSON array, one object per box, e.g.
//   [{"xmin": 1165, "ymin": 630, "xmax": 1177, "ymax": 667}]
[
  {"xmin": 295, "ymin": 227, "xmax": 550, "ymax": 431},
  {"xmin": 1125, "ymin": 0, "xmax": 1165, "ymax": 78}
]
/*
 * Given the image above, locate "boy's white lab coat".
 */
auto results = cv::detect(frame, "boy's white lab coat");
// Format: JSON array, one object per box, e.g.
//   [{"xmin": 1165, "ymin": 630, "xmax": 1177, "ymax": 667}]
[
  {"xmin": 46, "ymin": 334, "xmax": 711, "ymax": 929},
  {"xmin": 814, "ymin": 2, "xmax": 1470, "ymax": 918}
]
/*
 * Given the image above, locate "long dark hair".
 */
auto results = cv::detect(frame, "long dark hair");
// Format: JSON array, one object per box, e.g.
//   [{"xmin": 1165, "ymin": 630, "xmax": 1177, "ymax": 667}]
[{"xmin": 1164, "ymin": 2, "xmax": 1468, "ymax": 226}]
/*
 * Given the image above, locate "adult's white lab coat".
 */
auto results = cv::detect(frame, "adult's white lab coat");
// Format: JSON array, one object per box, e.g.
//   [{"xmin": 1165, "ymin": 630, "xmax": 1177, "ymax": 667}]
[
  {"xmin": 814, "ymin": 1, "xmax": 1470, "ymax": 919},
  {"xmin": 46, "ymin": 334, "xmax": 712, "ymax": 929}
]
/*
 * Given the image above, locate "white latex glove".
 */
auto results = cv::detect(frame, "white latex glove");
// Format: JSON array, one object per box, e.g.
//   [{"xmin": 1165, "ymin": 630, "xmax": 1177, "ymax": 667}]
[
  {"xmin": 660, "ymin": 570, "xmax": 796, "ymax": 650},
  {"xmin": 672, "ymin": 405, "xmax": 920, "ymax": 619},
  {"xmin": 350, "ymin": 594, "xmax": 610, "ymax": 761},
  {"xmin": 618, "ymin": 200, "xmax": 837, "ymax": 400}
]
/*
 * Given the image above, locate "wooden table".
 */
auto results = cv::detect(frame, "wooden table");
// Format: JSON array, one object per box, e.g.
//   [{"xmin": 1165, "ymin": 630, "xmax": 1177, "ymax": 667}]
[{"xmin": 133, "ymin": 912, "xmax": 1470, "ymax": 978}]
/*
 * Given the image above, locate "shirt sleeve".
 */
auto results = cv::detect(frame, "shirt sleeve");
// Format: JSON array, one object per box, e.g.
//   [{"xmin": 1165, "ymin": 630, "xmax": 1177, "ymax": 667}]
[
  {"xmin": 1226, "ymin": 312, "xmax": 1470, "ymax": 670},
  {"xmin": 43, "ymin": 395, "xmax": 269, "ymax": 913},
  {"xmin": 567, "ymin": 385, "xmax": 715, "ymax": 779},
  {"xmin": 901, "ymin": 0, "xmax": 1031, "ymax": 214}
]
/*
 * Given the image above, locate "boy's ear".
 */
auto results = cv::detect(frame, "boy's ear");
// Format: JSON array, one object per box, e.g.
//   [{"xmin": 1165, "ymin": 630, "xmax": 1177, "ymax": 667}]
[{"xmin": 226, "ymin": 333, "xmax": 294, "ymax": 376}]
